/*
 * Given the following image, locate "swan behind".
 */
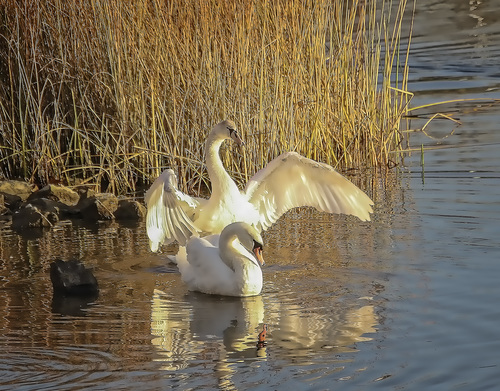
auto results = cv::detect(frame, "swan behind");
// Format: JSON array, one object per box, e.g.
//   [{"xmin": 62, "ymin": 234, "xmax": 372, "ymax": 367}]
[
  {"xmin": 176, "ymin": 222, "xmax": 265, "ymax": 297},
  {"xmin": 145, "ymin": 120, "xmax": 374, "ymax": 251}
]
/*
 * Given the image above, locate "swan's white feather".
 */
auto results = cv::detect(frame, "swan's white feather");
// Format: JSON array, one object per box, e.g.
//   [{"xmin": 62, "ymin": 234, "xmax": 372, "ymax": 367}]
[
  {"xmin": 145, "ymin": 121, "xmax": 373, "ymax": 251},
  {"xmin": 176, "ymin": 222, "xmax": 264, "ymax": 297},
  {"xmin": 245, "ymin": 152, "xmax": 373, "ymax": 231},
  {"xmin": 145, "ymin": 169, "xmax": 200, "ymax": 249},
  {"xmin": 176, "ymin": 238, "xmax": 234, "ymax": 294}
]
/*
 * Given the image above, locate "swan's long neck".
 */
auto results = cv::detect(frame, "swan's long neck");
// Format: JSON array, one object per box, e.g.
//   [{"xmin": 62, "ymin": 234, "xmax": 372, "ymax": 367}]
[
  {"xmin": 219, "ymin": 235, "xmax": 260, "ymax": 291},
  {"xmin": 217, "ymin": 224, "xmax": 263, "ymax": 296},
  {"xmin": 205, "ymin": 134, "xmax": 239, "ymax": 199},
  {"xmin": 219, "ymin": 235, "xmax": 245, "ymax": 271}
]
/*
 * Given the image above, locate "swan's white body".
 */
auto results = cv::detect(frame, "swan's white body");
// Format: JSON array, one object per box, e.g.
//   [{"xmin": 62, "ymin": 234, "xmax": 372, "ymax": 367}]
[
  {"xmin": 145, "ymin": 120, "xmax": 374, "ymax": 251},
  {"xmin": 176, "ymin": 222, "xmax": 265, "ymax": 297}
]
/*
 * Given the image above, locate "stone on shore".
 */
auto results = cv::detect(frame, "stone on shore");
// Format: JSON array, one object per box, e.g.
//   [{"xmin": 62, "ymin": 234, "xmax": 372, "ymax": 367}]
[
  {"xmin": 0, "ymin": 180, "xmax": 146, "ymax": 225},
  {"xmin": 76, "ymin": 192, "xmax": 119, "ymax": 220},
  {"xmin": 11, "ymin": 199, "xmax": 62, "ymax": 229},
  {"xmin": 0, "ymin": 180, "xmax": 35, "ymax": 201},
  {"xmin": 115, "ymin": 199, "xmax": 147, "ymax": 220},
  {"xmin": 27, "ymin": 184, "xmax": 80, "ymax": 206}
]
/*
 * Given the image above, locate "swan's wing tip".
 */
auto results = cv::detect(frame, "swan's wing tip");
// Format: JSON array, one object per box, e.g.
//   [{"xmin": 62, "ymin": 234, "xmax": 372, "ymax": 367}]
[
  {"xmin": 145, "ymin": 169, "xmax": 201, "ymax": 250},
  {"xmin": 246, "ymin": 152, "xmax": 376, "ymax": 227},
  {"xmin": 149, "ymin": 240, "xmax": 160, "ymax": 252}
]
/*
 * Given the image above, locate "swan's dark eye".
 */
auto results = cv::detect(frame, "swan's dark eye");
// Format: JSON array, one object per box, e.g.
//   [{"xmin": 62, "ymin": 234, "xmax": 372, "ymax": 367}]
[
  {"xmin": 253, "ymin": 240, "xmax": 263, "ymax": 251},
  {"xmin": 228, "ymin": 127, "xmax": 244, "ymax": 147}
]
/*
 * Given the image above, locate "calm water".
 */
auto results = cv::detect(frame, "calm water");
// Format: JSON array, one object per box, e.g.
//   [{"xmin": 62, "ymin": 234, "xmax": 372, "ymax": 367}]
[{"xmin": 1, "ymin": 1, "xmax": 500, "ymax": 390}]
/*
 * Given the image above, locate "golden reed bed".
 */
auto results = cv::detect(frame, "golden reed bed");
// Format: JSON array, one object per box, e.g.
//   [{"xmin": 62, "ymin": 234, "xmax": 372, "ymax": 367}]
[{"xmin": 0, "ymin": 0, "xmax": 411, "ymax": 195}]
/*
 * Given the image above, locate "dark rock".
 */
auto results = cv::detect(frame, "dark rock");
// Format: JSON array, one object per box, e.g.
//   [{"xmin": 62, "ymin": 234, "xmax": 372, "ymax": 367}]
[
  {"xmin": 0, "ymin": 180, "xmax": 35, "ymax": 201},
  {"xmin": 95, "ymin": 193, "xmax": 118, "ymax": 218},
  {"xmin": 49, "ymin": 259, "xmax": 99, "ymax": 296},
  {"xmin": 75, "ymin": 193, "xmax": 118, "ymax": 221},
  {"xmin": 115, "ymin": 199, "xmax": 147, "ymax": 220},
  {"xmin": 0, "ymin": 179, "xmax": 146, "ymax": 225},
  {"xmin": 30, "ymin": 197, "xmax": 74, "ymax": 215},
  {"xmin": 74, "ymin": 185, "xmax": 96, "ymax": 200},
  {"xmin": 11, "ymin": 200, "xmax": 61, "ymax": 230},
  {"xmin": 27, "ymin": 184, "xmax": 80, "ymax": 206},
  {"xmin": 0, "ymin": 192, "xmax": 22, "ymax": 212}
]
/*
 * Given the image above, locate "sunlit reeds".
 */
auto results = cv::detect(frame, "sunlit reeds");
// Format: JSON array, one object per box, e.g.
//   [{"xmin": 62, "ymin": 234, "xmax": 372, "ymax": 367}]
[{"xmin": 0, "ymin": 0, "xmax": 412, "ymax": 194}]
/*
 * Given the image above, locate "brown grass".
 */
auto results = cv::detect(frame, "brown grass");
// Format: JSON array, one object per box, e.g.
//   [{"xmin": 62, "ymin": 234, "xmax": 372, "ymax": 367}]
[{"xmin": 0, "ymin": 0, "xmax": 412, "ymax": 195}]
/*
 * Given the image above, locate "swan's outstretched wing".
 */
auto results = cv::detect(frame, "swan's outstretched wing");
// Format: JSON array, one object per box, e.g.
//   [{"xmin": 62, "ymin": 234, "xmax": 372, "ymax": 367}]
[
  {"xmin": 145, "ymin": 169, "xmax": 201, "ymax": 251},
  {"xmin": 244, "ymin": 152, "xmax": 374, "ymax": 231}
]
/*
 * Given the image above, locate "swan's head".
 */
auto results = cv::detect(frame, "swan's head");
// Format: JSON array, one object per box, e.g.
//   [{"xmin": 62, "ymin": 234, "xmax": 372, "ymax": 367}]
[
  {"xmin": 211, "ymin": 120, "xmax": 244, "ymax": 147},
  {"xmin": 220, "ymin": 222, "xmax": 265, "ymax": 267},
  {"xmin": 252, "ymin": 239, "xmax": 265, "ymax": 267}
]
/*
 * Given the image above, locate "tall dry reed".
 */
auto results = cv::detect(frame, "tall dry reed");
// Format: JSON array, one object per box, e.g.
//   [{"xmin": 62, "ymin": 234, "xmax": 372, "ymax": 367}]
[{"xmin": 0, "ymin": 0, "xmax": 411, "ymax": 195}]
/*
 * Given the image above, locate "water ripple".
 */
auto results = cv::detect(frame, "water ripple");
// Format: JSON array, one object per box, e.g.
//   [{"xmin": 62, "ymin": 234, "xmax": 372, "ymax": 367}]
[{"xmin": 0, "ymin": 347, "xmax": 119, "ymax": 391}]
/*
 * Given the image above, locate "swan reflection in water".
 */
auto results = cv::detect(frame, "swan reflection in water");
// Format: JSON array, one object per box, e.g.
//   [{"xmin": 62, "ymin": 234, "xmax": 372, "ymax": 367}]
[
  {"xmin": 150, "ymin": 289, "xmax": 377, "ymax": 374},
  {"xmin": 151, "ymin": 290, "xmax": 266, "ymax": 370}
]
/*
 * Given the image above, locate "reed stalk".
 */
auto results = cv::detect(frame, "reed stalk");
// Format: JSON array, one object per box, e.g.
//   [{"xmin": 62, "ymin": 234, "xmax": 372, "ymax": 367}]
[{"xmin": 0, "ymin": 0, "xmax": 412, "ymax": 195}]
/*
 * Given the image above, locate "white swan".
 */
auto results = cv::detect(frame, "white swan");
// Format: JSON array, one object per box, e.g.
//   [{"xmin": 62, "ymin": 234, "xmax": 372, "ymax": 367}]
[
  {"xmin": 145, "ymin": 120, "xmax": 373, "ymax": 251},
  {"xmin": 176, "ymin": 222, "xmax": 265, "ymax": 297}
]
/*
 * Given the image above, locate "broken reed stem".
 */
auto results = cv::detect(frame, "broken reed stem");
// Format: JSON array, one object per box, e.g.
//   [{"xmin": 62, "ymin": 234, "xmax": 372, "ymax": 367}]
[{"xmin": 0, "ymin": 0, "xmax": 412, "ymax": 195}]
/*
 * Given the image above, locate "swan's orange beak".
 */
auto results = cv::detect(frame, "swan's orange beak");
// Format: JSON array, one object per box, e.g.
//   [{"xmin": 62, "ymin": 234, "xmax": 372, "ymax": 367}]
[{"xmin": 253, "ymin": 247, "xmax": 265, "ymax": 266}]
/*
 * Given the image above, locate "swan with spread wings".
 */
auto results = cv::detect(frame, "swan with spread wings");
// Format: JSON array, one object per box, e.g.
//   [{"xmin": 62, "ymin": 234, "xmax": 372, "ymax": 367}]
[{"xmin": 145, "ymin": 120, "xmax": 373, "ymax": 252}]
